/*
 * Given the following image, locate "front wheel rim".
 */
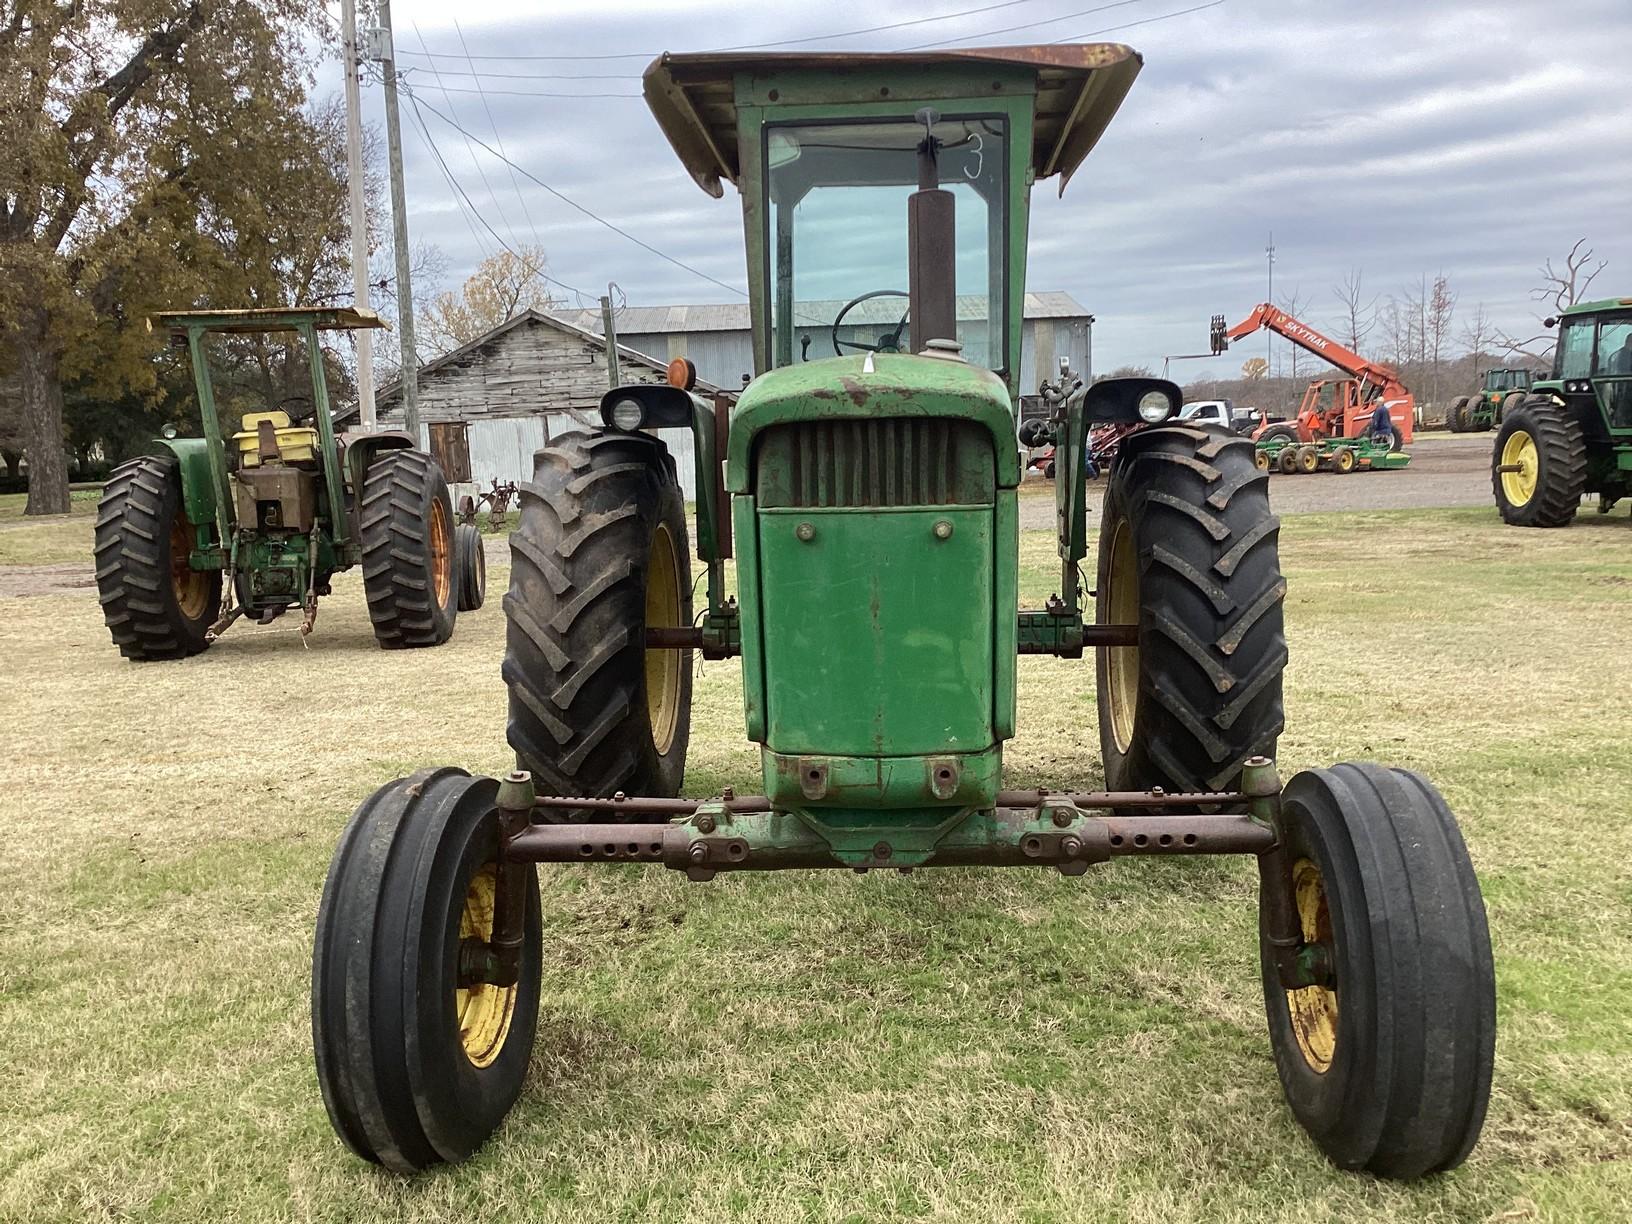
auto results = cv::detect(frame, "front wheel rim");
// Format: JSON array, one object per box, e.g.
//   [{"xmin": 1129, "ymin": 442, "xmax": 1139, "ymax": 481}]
[
  {"xmin": 1285, "ymin": 857, "xmax": 1339, "ymax": 1073},
  {"xmin": 1105, "ymin": 517, "xmax": 1140, "ymax": 754},
  {"xmin": 1500, "ymin": 430, "xmax": 1539, "ymax": 506},
  {"xmin": 455, "ymin": 865, "xmax": 519, "ymax": 1068},
  {"xmin": 644, "ymin": 521, "xmax": 684, "ymax": 755}
]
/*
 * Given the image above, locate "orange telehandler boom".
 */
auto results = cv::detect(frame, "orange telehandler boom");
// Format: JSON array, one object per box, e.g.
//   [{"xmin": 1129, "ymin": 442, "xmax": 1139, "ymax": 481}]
[{"xmin": 1211, "ymin": 304, "xmax": 1414, "ymax": 447}]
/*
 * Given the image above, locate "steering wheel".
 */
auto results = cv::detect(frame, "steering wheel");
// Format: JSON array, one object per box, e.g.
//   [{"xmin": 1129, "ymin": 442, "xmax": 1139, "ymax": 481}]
[
  {"xmin": 279, "ymin": 395, "xmax": 316, "ymax": 424},
  {"xmin": 832, "ymin": 290, "xmax": 910, "ymax": 357}
]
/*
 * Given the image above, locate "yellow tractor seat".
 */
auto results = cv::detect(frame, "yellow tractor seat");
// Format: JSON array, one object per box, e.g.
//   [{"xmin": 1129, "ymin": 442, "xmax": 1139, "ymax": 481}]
[{"xmin": 235, "ymin": 410, "xmax": 318, "ymax": 467}]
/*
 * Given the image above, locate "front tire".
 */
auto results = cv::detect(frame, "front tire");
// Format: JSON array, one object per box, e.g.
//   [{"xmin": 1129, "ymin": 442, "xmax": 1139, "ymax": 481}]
[
  {"xmin": 1096, "ymin": 427, "xmax": 1286, "ymax": 793},
  {"xmin": 94, "ymin": 454, "xmax": 221, "ymax": 661},
  {"xmin": 455, "ymin": 522, "xmax": 487, "ymax": 611},
  {"xmin": 1492, "ymin": 398, "xmax": 1586, "ymax": 527},
  {"xmin": 361, "ymin": 450, "xmax": 457, "ymax": 648},
  {"xmin": 312, "ymin": 769, "xmax": 542, "ymax": 1172},
  {"xmin": 1261, "ymin": 763, "xmax": 1495, "ymax": 1178},
  {"xmin": 503, "ymin": 431, "xmax": 692, "ymax": 804}
]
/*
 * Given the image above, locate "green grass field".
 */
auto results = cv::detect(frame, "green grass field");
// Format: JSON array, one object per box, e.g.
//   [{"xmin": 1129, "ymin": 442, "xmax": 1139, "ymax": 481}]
[
  {"xmin": 0, "ymin": 491, "xmax": 100, "ymax": 566},
  {"xmin": 1, "ymin": 508, "xmax": 1629, "ymax": 1222}
]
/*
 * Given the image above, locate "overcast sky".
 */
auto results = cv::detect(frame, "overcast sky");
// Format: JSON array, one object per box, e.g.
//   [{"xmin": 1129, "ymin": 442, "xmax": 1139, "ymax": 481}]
[{"xmin": 327, "ymin": 0, "xmax": 1632, "ymax": 379}]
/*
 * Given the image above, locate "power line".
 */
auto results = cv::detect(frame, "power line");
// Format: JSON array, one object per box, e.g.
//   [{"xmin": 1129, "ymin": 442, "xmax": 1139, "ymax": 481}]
[
  {"xmin": 395, "ymin": 0, "xmax": 1047, "ymax": 62},
  {"xmin": 405, "ymin": 90, "xmax": 595, "ymax": 305},
  {"xmin": 1053, "ymin": 0, "xmax": 1227, "ymax": 40},
  {"xmin": 906, "ymin": 0, "xmax": 1149, "ymax": 49},
  {"xmin": 407, "ymin": 85, "xmax": 749, "ymax": 298},
  {"xmin": 454, "ymin": 16, "xmax": 545, "ymax": 252}
]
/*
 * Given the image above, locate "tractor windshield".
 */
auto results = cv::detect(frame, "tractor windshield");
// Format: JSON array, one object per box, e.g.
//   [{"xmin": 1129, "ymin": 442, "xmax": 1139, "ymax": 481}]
[{"xmin": 765, "ymin": 114, "xmax": 1008, "ymax": 372}]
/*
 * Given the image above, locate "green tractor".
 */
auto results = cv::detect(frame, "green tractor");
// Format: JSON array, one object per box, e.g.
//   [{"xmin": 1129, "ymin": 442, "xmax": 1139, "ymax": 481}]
[
  {"xmin": 312, "ymin": 45, "xmax": 1494, "ymax": 1177},
  {"xmin": 1493, "ymin": 299, "xmax": 1632, "ymax": 526},
  {"xmin": 1447, "ymin": 367, "xmax": 1534, "ymax": 433},
  {"xmin": 95, "ymin": 308, "xmax": 484, "ymax": 659}
]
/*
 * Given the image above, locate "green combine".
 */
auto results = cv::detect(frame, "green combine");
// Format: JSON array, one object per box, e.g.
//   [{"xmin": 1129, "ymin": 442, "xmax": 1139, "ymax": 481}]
[
  {"xmin": 1493, "ymin": 299, "xmax": 1632, "ymax": 525},
  {"xmin": 95, "ymin": 308, "xmax": 482, "ymax": 659},
  {"xmin": 312, "ymin": 44, "xmax": 1495, "ymax": 1178}
]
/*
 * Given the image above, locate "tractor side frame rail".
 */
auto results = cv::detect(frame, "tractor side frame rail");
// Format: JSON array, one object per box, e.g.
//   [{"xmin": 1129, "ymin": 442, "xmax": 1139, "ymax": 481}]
[{"xmin": 474, "ymin": 759, "xmax": 1315, "ymax": 992}]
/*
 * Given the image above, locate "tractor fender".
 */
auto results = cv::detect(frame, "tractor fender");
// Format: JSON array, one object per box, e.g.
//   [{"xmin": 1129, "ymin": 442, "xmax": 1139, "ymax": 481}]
[
  {"xmin": 154, "ymin": 436, "xmax": 218, "ymax": 534},
  {"xmin": 339, "ymin": 430, "xmax": 418, "ymax": 492}
]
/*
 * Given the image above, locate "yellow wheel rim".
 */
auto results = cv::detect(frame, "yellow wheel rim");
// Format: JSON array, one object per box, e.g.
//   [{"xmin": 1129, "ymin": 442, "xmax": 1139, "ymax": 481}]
[
  {"xmin": 1105, "ymin": 517, "xmax": 1140, "ymax": 754},
  {"xmin": 455, "ymin": 865, "xmax": 518, "ymax": 1069},
  {"xmin": 430, "ymin": 498, "xmax": 453, "ymax": 607},
  {"xmin": 169, "ymin": 512, "xmax": 209, "ymax": 621},
  {"xmin": 1500, "ymin": 430, "xmax": 1539, "ymax": 506},
  {"xmin": 644, "ymin": 521, "xmax": 684, "ymax": 755},
  {"xmin": 1285, "ymin": 857, "xmax": 1338, "ymax": 1073}
]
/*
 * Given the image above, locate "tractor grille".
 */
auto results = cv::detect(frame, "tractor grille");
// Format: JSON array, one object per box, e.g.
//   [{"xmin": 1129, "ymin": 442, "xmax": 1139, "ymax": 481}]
[{"xmin": 755, "ymin": 418, "xmax": 992, "ymax": 508}]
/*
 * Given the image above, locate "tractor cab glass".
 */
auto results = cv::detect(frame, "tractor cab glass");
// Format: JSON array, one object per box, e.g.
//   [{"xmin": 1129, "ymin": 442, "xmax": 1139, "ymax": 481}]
[
  {"xmin": 765, "ymin": 115, "xmax": 1008, "ymax": 372},
  {"xmin": 1596, "ymin": 314, "xmax": 1632, "ymax": 429}
]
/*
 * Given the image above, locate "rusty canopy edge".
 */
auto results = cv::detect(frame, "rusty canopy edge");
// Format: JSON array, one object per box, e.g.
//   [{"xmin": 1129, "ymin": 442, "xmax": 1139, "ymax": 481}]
[{"xmin": 642, "ymin": 42, "xmax": 1143, "ymax": 197}]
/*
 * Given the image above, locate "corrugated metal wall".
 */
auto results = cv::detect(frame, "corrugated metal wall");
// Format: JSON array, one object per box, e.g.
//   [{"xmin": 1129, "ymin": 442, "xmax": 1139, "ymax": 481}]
[{"xmin": 447, "ymin": 414, "xmax": 698, "ymax": 508}]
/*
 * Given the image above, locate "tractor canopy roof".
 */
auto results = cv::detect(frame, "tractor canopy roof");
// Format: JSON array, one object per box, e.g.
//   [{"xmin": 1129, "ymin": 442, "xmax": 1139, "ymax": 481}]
[
  {"xmin": 149, "ymin": 307, "xmax": 389, "ymax": 336},
  {"xmin": 1560, "ymin": 297, "xmax": 1632, "ymax": 317},
  {"xmin": 643, "ymin": 42, "xmax": 1142, "ymax": 198}
]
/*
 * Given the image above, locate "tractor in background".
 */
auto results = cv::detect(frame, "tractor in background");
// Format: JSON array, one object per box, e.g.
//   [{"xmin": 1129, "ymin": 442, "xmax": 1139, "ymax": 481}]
[
  {"xmin": 95, "ymin": 308, "xmax": 483, "ymax": 659},
  {"xmin": 1448, "ymin": 367, "xmax": 1536, "ymax": 433},
  {"xmin": 1493, "ymin": 299, "xmax": 1632, "ymax": 525},
  {"xmin": 312, "ymin": 44, "xmax": 1494, "ymax": 1179}
]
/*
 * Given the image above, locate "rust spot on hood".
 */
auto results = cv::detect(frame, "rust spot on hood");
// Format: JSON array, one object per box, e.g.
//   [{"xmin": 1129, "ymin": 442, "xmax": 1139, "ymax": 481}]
[{"xmin": 838, "ymin": 377, "xmax": 871, "ymax": 408}]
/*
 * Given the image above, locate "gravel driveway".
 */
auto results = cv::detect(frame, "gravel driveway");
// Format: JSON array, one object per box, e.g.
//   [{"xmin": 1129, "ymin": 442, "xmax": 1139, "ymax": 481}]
[{"xmin": 1019, "ymin": 432, "xmax": 1495, "ymax": 529}]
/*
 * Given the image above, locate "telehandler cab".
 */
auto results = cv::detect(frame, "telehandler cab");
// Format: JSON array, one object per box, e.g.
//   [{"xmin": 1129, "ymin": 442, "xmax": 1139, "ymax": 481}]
[
  {"xmin": 313, "ymin": 44, "xmax": 1494, "ymax": 1178},
  {"xmin": 95, "ymin": 308, "xmax": 482, "ymax": 659}
]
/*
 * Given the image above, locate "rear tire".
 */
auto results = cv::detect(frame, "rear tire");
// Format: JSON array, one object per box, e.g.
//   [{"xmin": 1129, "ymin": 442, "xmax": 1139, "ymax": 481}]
[
  {"xmin": 503, "ymin": 431, "xmax": 692, "ymax": 807},
  {"xmin": 455, "ymin": 523, "xmax": 486, "ymax": 611},
  {"xmin": 1095, "ymin": 427, "xmax": 1286, "ymax": 793},
  {"xmin": 361, "ymin": 450, "xmax": 458, "ymax": 648},
  {"xmin": 312, "ymin": 769, "xmax": 541, "ymax": 1172},
  {"xmin": 1261, "ymin": 763, "xmax": 1494, "ymax": 1178},
  {"xmin": 1492, "ymin": 398, "xmax": 1585, "ymax": 527},
  {"xmin": 94, "ymin": 454, "xmax": 221, "ymax": 661},
  {"xmin": 1446, "ymin": 397, "xmax": 1468, "ymax": 433},
  {"xmin": 1498, "ymin": 391, "xmax": 1526, "ymax": 426}
]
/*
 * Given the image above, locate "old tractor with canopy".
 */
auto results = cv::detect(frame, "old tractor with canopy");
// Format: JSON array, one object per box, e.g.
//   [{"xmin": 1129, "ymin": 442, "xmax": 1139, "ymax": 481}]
[
  {"xmin": 312, "ymin": 45, "xmax": 1494, "ymax": 1178},
  {"xmin": 95, "ymin": 308, "xmax": 482, "ymax": 659},
  {"xmin": 1493, "ymin": 298, "xmax": 1632, "ymax": 525}
]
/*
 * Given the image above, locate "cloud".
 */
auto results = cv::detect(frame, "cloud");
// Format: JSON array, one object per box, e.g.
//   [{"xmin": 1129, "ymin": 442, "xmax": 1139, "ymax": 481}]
[{"xmin": 327, "ymin": 0, "xmax": 1632, "ymax": 372}]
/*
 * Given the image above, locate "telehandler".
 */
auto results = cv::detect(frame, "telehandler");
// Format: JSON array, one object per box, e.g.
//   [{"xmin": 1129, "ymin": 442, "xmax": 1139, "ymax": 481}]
[{"xmin": 313, "ymin": 44, "xmax": 1494, "ymax": 1178}]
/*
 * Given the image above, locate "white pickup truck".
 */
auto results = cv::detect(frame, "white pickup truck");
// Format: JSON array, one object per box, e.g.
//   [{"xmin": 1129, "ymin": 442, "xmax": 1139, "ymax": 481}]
[{"xmin": 1179, "ymin": 399, "xmax": 1264, "ymax": 435}]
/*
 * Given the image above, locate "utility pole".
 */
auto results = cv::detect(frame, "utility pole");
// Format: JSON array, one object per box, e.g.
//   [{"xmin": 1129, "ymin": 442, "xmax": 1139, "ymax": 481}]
[
  {"xmin": 1265, "ymin": 232, "xmax": 1276, "ymax": 376},
  {"xmin": 340, "ymin": 0, "xmax": 375, "ymax": 428},
  {"xmin": 374, "ymin": 1, "xmax": 419, "ymax": 438}
]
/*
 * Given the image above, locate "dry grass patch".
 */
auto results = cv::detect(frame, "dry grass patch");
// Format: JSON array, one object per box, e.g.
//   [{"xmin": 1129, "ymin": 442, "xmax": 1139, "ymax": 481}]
[{"xmin": 0, "ymin": 509, "xmax": 1630, "ymax": 1221}]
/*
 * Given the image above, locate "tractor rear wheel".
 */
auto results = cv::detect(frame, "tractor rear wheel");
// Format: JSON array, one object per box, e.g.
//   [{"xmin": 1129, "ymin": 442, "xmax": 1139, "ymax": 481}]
[
  {"xmin": 503, "ymin": 430, "xmax": 692, "ymax": 807},
  {"xmin": 1492, "ymin": 398, "xmax": 1586, "ymax": 527},
  {"xmin": 312, "ymin": 769, "xmax": 541, "ymax": 1172},
  {"xmin": 95, "ymin": 454, "xmax": 221, "ymax": 661},
  {"xmin": 1446, "ymin": 397, "xmax": 1468, "ymax": 433},
  {"xmin": 1096, "ymin": 427, "xmax": 1286, "ymax": 794},
  {"xmin": 361, "ymin": 450, "xmax": 458, "ymax": 647},
  {"xmin": 455, "ymin": 523, "xmax": 486, "ymax": 611},
  {"xmin": 1261, "ymin": 763, "xmax": 1494, "ymax": 1178},
  {"xmin": 1498, "ymin": 391, "xmax": 1526, "ymax": 426}
]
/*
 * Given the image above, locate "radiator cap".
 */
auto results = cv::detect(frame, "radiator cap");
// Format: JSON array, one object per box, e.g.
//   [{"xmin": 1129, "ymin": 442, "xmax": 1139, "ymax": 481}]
[{"xmin": 918, "ymin": 338, "xmax": 966, "ymax": 362}]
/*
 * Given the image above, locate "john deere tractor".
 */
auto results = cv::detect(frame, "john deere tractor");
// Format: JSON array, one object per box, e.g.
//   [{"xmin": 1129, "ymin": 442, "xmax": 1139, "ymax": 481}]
[
  {"xmin": 313, "ymin": 45, "xmax": 1494, "ymax": 1178},
  {"xmin": 1448, "ymin": 366, "xmax": 1534, "ymax": 433},
  {"xmin": 1493, "ymin": 299, "xmax": 1632, "ymax": 526},
  {"xmin": 95, "ymin": 308, "xmax": 483, "ymax": 659}
]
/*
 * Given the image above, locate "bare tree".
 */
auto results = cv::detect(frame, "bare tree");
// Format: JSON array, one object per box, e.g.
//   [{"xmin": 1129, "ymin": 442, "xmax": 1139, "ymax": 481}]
[
  {"xmin": 1332, "ymin": 268, "xmax": 1376, "ymax": 353},
  {"xmin": 1427, "ymin": 274, "xmax": 1456, "ymax": 408},
  {"xmin": 1458, "ymin": 303, "xmax": 1494, "ymax": 394},
  {"xmin": 1495, "ymin": 239, "xmax": 1607, "ymax": 363}
]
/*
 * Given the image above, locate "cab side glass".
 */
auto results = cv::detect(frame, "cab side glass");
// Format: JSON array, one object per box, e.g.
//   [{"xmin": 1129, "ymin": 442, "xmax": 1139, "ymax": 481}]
[{"xmin": 1557, "ymin": 319, "xmax": 1593, "ymax": 380}]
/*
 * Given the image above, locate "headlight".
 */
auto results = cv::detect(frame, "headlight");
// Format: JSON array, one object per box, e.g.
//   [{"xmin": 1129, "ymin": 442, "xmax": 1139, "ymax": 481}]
[
  {"xmin": 161, "ymin": 424, "xmax": 178, "ymax": 439},
  {"xmin": 608, "ymin": 398, "xmax": 645, "ymax": 430},
  {"xmin": 1137, "ymin": 390, "xmax": 1174, "ymax": 423}
]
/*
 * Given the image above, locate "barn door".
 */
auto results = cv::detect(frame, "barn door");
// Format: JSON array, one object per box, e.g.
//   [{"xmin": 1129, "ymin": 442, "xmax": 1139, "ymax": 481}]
[{"xmin": 427, "ymin": 421, "xmax": 471, "ymax": 483}]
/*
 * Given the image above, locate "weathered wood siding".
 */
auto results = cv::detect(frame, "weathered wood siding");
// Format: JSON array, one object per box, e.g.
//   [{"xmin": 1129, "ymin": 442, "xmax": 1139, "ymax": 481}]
[{"xmin": 376, "ymin": 316, "xmax": 668, "ymax": 424}]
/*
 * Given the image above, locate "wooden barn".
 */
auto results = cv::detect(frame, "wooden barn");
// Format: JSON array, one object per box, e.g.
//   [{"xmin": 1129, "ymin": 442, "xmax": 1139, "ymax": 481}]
[{"xmin": 369, "ymin": 310, "xmax": 717, "ymax": 499}]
